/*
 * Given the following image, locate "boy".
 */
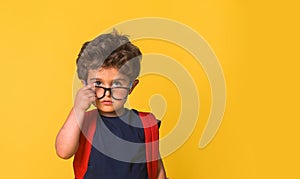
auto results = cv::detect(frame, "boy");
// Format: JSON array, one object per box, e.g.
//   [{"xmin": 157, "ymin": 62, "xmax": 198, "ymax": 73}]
[{"xmin": 55, "ymin": 30, "xmax": 167, "ymax": 179}]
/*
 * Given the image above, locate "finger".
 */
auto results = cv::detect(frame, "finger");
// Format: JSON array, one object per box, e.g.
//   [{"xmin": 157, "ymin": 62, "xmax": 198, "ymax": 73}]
[
  {"xmin": 89, "ymin": 96, "xmax": 96, "ymax": 103},
  {"xmin": 86, "ymin": 91, "xmax": 96, "ymax": 98},
  {"xmin": 84, "ymin": 88, "xmax": 96, "ymax": 96},
  {"xmin": 81, "ymin": 87, "xmax": 95, "ymax": 95},
  {"xmin": 89, "ymin": 86, "xmax": 95, "ymax": 93},
  {"xmin": 82, "ymin": 84, "xmax": 94, "ymax": 91},
  {"xmin": 85, "ymin": 85, "xmax": 95, "ymax": 93},
  {"xmin": 77, "ymin": 86, "xmax": 90, "ymax": 95}
]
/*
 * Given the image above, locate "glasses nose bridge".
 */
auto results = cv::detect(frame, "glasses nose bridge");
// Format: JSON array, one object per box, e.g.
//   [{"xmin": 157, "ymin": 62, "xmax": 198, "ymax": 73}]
[{"xmin": 103, "ymin": 87, "xmax": 112, "ymax": 96}]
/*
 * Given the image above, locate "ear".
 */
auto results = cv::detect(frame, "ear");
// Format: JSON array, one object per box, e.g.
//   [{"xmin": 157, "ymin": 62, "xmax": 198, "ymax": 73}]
[
  {"xmin": 81, "ymin": 80, "xmax": 86, "ymax": 85},
  {"xmin": 129, "ymin": 79, "xmax": 139, "ymax": 94}
]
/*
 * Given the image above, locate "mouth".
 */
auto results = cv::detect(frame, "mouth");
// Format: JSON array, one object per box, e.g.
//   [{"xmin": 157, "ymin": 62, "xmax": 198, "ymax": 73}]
[{"xmin": 100, "ymin": 100, "xmax": 113, "ymax": 105}]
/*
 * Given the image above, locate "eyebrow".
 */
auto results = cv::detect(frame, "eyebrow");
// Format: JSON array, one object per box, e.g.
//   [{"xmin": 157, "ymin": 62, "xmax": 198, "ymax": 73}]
[
  {"xmin": 89, "ymin": 78, "xmax": 101, "ymax": 81},
  {"xmin": 89, "ymin": 78, "xmax": 128, "ymax": 82}
]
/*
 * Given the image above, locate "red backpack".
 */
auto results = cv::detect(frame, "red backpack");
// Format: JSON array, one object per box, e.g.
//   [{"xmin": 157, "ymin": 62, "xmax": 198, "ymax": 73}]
[{"xmin": 73, "ymin": 109, "xmax": 159, "ymax": 179}]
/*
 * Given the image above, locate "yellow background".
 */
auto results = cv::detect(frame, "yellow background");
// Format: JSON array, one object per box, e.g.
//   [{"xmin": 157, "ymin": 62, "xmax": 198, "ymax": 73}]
[{"xmin": 1, "ymin": 0, "xmax": 299, "ymax": 178}]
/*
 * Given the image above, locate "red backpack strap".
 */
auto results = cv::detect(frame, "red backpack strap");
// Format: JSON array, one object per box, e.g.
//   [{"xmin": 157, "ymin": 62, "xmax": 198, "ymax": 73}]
[
  {"xmin": 73, "ymin": 109, "xmax": 98, "ymax": 179},
  {"xmin": 138, "ymin": 112, "xmax": 159, "ymax": 179}
]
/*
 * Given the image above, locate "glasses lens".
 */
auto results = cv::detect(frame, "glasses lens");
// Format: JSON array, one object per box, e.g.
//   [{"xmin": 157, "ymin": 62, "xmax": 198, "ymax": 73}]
[
  {"xmin": 95, "ymin": 87, "xmax": 105, "ymax": 99},
  {"xmin": 111, "ymin": 88, "xmax": 129, "ymax": 100}
]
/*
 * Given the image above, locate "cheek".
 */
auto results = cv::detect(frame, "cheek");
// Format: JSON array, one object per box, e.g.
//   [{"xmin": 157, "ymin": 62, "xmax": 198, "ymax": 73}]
[
  {"xmin": 112, "ymin": 99, "xmax": 126, "ymax": 107},
  {"xmin": 95, "ymin": 91, "xmax": 102, "ymax": 98}
]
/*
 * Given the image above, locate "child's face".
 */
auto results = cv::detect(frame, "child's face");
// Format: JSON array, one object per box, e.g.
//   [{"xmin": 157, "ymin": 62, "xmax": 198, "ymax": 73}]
[{"xmin": 86, "ymin": 67, "xmax": 133, "ymax": 117}]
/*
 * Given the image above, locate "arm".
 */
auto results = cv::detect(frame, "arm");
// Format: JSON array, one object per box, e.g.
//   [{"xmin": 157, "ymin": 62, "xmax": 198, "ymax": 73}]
[
  {"xmin": 158, "ymin": 159, "xmax": 167, "ymax": 179},
  {"xmin": 55, "ymin": 84, "xmax": 95, "ymax": 159}
]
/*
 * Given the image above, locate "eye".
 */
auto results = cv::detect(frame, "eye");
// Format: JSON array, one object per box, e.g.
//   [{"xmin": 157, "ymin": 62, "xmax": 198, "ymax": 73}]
[
  {"xmin": 112, "ymin": 81, "xmax": 122, "ymax": 87},
  {"xmin": 94, "ymin": 81, "xmax": 102, "ymax": 87}
]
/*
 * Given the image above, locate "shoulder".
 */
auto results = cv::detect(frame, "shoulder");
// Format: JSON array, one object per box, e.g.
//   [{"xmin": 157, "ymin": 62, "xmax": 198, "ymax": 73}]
[{"xmin": 132, "ymin": 109, "xmax": 161, "ymax": 128}]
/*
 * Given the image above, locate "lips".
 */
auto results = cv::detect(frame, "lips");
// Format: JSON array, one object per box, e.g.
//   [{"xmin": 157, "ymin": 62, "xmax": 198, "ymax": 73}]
[{"xmin": 101, "ymin": 100, "xmax": 113, "ymax": 105}]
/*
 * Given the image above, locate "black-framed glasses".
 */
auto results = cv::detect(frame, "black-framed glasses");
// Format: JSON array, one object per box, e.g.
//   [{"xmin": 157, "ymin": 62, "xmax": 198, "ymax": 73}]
[{"xmin": 94, "ymin": 85, "xmax": 131, "ymax": 100}]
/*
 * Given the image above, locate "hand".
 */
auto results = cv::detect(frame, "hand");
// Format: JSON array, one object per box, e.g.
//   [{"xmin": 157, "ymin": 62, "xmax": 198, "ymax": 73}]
[{"xmin": 74, "ymin": 84, "xmax": 96, "ymax": 113}]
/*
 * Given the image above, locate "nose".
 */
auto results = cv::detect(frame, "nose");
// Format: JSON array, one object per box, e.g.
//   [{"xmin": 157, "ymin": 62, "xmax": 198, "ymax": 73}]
[{"xmin": 104, "ymin": 89, "xmax": 111, "ymax": 97}]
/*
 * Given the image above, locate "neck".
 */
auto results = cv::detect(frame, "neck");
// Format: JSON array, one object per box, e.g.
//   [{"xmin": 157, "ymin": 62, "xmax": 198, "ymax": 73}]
[{"xmin": 98, "ymin": 108, "xmax": 126, "ymax": 117}]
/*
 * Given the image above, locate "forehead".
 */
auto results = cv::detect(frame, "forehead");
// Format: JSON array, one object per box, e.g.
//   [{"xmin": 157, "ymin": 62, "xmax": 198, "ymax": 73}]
[{"xmin": 87, "ymin": 67, "xmax": 129, "ymax": 81}]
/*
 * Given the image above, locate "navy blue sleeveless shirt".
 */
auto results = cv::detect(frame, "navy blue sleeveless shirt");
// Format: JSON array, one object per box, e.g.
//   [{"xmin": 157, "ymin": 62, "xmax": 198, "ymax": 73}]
[{"xmin": 84, "ymin": 109, "xmax": 159, "ymax": 179}]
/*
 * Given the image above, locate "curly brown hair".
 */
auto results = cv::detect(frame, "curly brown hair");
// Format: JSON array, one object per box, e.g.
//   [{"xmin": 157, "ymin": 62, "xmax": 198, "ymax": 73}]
[{"xmin": 76, "ymin": 29, "xmax": 142, "ymax": 82}]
